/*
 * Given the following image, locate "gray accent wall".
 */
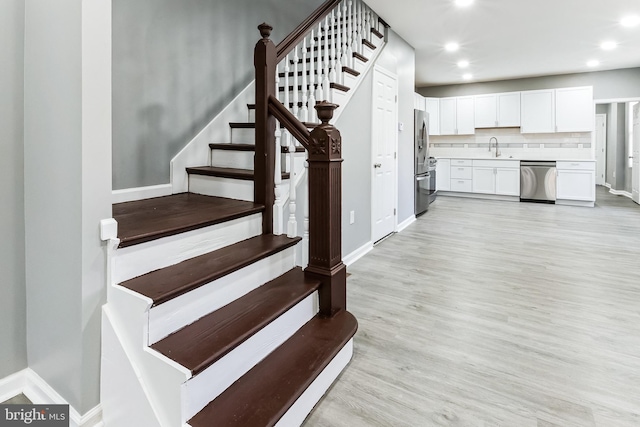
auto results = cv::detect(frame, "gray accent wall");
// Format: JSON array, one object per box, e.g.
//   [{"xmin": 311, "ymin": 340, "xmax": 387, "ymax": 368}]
[
  {"xmin": 0, "ymin": 0, "xmax": 27, "ymax": 379},
  {"xmin": 604, "ymin": 103, "xmax": 628, "ymax": 191},
  {"xmin": 24, "ymin": 0, "xmax": 111, "ymax": 414},
  {"xmin": 418, "ymin": 67, "xmax": 640, "ymax": 100},
  {"xmin": 112, "ymin": 0, "xmax": 325, "ymax": 189},
  {"xmin": 338, "ymin": 29, "xmax": 416, "ymax": 255}
]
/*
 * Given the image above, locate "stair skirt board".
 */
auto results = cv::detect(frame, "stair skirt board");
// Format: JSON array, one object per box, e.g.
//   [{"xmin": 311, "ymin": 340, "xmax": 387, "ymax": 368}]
[
  {"xmin": 113, "ymin": 213, "xmax": 262, "ymax": 284},
  {"xmin": 182, "ymin": 292, "xmax": 319, "ymax": 421},
  {"xmin": 147, "ymin": 246, "xmax": 297, "ymax": 344},
  {"xmin": 210, "ymin": 148, "xmax": 255, "ymax": 170},
  {"xmin": 274, "ymin": 339, "xmax": 354, "ymax": 427},
  {"xmin": 189, "ymin": 174, "xmax": 254, "ymax": 202},
  {"xmin": 230, "ymin": 127, "xmax": 255, "ymax": 144}
]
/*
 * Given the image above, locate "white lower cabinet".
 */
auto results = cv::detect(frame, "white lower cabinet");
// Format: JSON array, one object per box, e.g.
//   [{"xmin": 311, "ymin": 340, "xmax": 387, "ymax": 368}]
[
  {"xmin": 472, "ymin": 160, "xmax": 520, "ymax": 196},
  {"xmin": 556, "ymin": 162, "xmax": 595, "ymax": 201},
  {"xmin": 495, "ymin": 168, "xmax": 520, "ymax": 196},
  {"xmin": 472, "ymin": 167, "xmax": 495, "ymax": 194},
  {"xmin": 436, "ymin": 159, "xmax": 450, "ymax": 191}
]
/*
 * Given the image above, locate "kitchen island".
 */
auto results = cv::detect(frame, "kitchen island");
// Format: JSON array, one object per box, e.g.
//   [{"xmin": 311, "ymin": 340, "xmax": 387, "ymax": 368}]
[{"xmin": 436, "ymin": 157, "xmax": 596, "ymax": 207}]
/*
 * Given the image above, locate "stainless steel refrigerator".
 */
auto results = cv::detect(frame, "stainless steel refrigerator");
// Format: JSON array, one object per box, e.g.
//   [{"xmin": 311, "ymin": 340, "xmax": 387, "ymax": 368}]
[{"xmin": 415, "ymin": 110, "xmax": 437, "ymax": 216}]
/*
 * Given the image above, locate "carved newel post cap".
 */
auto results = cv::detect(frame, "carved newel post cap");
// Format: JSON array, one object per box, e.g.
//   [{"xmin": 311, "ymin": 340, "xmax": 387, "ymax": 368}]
[
  {"xmin": 258, "ymin": 23, "xmax": 273, "ymax": 39},
  {"xmin": 315, "ymin": 101, "xmax": 339, "ymax": 124}
]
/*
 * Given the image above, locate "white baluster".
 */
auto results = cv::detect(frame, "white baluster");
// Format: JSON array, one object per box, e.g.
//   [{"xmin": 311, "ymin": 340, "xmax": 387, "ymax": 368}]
[
  {"xmin": 323, "ymin": 15, "xmax": 331, "ymax": 100},
  {"xmin": 308, "ymin": 31, "xmax": 317, "ymax": 123},
  {"xmin": 337, "ymin": 2, "xmax": 345, "ymax": 85},
  {"xmin": 274, "ymin": 125, "xmax": 283, "ymax": 235},
  {"xmin": 329, "ymin": 9, "xmax": 337, "ymax": 84},
  {"xmin": 284, "ymin": 53, "xmax": 290, "ymax": 114},
  {"xmin": 346, "ymin": 1, "xmax": 354, "ymax": 69},
  {"xmin": 315, "ymin": 22, "xmax": 324, "ymax": 104},
  {"xmin": 364, "ymin": 8, "xmax": 370, "ymax": 46},
  {"xmin": 302, "ymin": 159, "xmax": 309, "ymax": 267},
  {"xmin": 301, "ymin": 38, "xmax": 308, "ymax": 122},
  {"xmin": 358, "ymin": 1, "xmax": 364, "ymax": 55},
  {"xmin": 287, "ymin": 138, "xmax": 297, "ymax": 238},
  {"xmin": 351, "ymin": 0, "xmax": 359, "ymax": 67},
  {"xmin": 292, "ymin": 46, "xmax": 299, "ymax": 117}
]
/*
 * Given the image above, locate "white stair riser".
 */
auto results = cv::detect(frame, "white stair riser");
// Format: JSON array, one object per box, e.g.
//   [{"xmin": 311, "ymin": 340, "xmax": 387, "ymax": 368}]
[
  {"xmin": 189, "ymin": 174, "xmax": 254, "ymax": 202},
  {"xmin": 210, "ymin": 149, "xmax": 255, "ymax": 170},
  {"xmin": 372, "ymin": 34, "xmax": 384, "ymax": 48},
  {"xmin": 248, "ymin": 109, "xmax": 255, "ymax": 122},
  {"xmin": 148, "ymin": 247, "xmax": 297, "ymax": 344},
  {"xmin": 113, "ymin": 214, "xmax": 261, "ymax": 284},
  {"xmin": 343, "ymin": 72, "xmax": 358, "ymax": 90},
  {"xmin": 274, "ymin": 339, "xmax": 354, "ymax": 427},
  {"xmin": 362, "ymin": 44, "xmax": 374, "ymax": 59},
  {"xmin": 353, "ymin": 57, "xmax": 366, "ymax": 73},
  {"xmin": 279, "ymin": 88, "xmax": 348, "ymax": 107},
  {"xmin": 230, "ymin": 127, "xmax": 255, "ymax": 144},
  {"xmin": 182, "ymin": 292, "xmax": 319, "ymax": 422}
]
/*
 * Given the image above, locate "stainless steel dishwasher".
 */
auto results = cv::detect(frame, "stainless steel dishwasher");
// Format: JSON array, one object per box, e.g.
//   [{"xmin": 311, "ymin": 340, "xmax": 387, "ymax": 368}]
[{"xmin": 520, "ymin": 161, "xmax": 557, "ymax": 203}]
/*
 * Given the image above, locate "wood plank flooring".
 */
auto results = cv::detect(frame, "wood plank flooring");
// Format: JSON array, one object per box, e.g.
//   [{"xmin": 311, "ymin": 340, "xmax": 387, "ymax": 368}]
[{"xmin": 305, "ymin": 187, "xmax": 640, "ymax": 427}]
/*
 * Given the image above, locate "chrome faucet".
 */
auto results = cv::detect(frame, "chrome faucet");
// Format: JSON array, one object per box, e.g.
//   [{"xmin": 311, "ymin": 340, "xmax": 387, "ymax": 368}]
[{"xmin": 489, "ymin": 137, "xmax": 500, "ymax": 157}]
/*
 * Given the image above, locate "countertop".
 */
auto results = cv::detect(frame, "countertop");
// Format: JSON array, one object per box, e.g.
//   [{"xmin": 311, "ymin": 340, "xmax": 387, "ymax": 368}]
[{"xmin": 437, "ymin": 156, "xmax": 595, "ymax": 162}]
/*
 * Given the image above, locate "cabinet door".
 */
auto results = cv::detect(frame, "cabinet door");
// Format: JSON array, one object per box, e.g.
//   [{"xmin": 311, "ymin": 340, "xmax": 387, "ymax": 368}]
[
  {"xmin": 555, "ymin": 87, "xmax": 593, "ymax": 132},
  {"xmin": 495, "ymin": 168, "xmax": 520, "ymax": 196},
  {"xmin": 425, "ymin": 98, "xmax": 440, "ymax": 135},
  {"xmin": 557, "ymin": 169, "xmax": 595, "ymax": 201},
  {"xmin": 436, "ymin": 159, "xmax": 450, "ymax": 191},
  {"xmin": 472, "ymin": 167, "xmax": 496, "ymax": 194},
  {"xmin": 497, "ymin": 92, "xmax": 521, "ymax": 127},
  {"xmin": 414, "ymin": 93, "xmax": 426, "ymax": 111},
  {"xmin": 474, "ymin": 94, "xmax": 497, "ymax": 128},
  {"xmin": 456, "ymin": 96, "xmax": 475, "ymax": 135},
  {"xmin": 440, "ymin": 98, "xmax": 457, "ymax": 135},
  {"xmin": 521, "ymin": 89, "xmax": 555, "ymax": 133}
]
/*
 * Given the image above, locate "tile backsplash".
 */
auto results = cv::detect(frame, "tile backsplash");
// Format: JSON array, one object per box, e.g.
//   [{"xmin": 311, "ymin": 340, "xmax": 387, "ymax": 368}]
[{"xmin": 429, "ymin": 128, "xmax": 594, "ymax": 160}]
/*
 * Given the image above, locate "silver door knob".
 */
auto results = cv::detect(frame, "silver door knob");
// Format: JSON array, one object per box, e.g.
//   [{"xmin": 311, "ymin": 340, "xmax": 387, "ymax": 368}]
[{"xmin": 374, "ymin": 163, "xmax": 382, "ymax": 168}]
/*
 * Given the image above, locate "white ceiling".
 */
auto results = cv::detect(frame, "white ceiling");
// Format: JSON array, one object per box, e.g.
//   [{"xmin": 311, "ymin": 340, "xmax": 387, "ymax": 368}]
[{"xmin": 365, "ymin": 0, "xmax": 640, "ymax": 87}]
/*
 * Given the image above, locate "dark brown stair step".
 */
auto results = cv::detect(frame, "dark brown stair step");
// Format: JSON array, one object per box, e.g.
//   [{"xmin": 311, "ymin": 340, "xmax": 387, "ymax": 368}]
[
  {"xmin": 343, "ymin": 66, "xmax": 360, "ymax": 77},
  {"xmin": 151, "ymin": 267, "xmax": 321, "ymax": 375},
  {"xmin": 188, "ymin": 310, "xmax": 358, "ymax": 427},
  {"xmin": 353, "ymin": 52, "xmax": 368, "ymax": 63},
  {"xmin": 187, "ymin": 166, "xmax": 290, "ymax": 180},
  {"xmin": 247, "ymin": 103, "xmax": 255, "ymax": 110},
  {"xmin": 278, "ymin": 65, "xmax": 359, "ymax": 79},
  {"xmin": 362, "ymin": 39, "xmax": 376, "ymax": 50},
  {"xmin": 229, "ymin": 122, "xmax": 255, "ymax": 129},
  {"xmin": 209, "ymin": 143, "xmax": 255, "ymax": 151},
  {"xmin": 371, "ymin": 27, "xmax": 384, "ymax": 39},
  {"xmin": 113, "ymin": 194, "xmax": 264, "ymax": 248},
  {"xmin": 120, "ymin": 234, "xmax": 301, "ymax": 306},
  {"xmin": 279, "ymin": 82, "xmax": 350, "ymax": 93}
]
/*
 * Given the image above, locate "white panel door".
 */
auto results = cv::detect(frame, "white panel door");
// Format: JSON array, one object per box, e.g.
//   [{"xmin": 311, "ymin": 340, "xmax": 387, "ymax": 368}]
[
  {"xmin": 521, "ymin": 89, "xmax": 555, "ymax": 133},
  {"xmin": 595, "ymin": 114, "xmax": 607, "ymax": 186},
  {"xmin": 372, "ymin": 68, "xmax": 398, "ymax": 243},
  {"xmin": 633, "ymin": 103, "xmax": 640, "ymax": 204}
]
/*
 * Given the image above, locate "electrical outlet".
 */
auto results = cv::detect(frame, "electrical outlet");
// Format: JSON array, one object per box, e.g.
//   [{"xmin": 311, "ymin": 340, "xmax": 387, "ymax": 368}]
[{"xmin": 350, "ymin": 210, "xmax": 355, "ymax": 224}]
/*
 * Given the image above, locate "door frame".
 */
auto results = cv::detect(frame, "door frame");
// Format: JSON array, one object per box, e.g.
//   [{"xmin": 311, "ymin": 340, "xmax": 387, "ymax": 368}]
[
  {"xmin": 370, "ymin": 65, "xmax": 399, "ymax": 244},
  {"xmin": 595, "ymin": 114, "xmax": 607, "ymax": 186}
]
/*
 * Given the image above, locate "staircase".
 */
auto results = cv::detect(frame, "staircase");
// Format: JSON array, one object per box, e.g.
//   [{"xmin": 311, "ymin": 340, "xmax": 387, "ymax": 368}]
[{"xmin": 101, "ymin": 0, "xmax": 386, "ymax": 426}]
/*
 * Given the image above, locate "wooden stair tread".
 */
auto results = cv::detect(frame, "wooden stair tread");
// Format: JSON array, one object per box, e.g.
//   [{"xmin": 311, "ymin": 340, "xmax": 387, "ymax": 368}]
[
  {"xmin": 362, "ymin": 39, "xmax": 376, "ymax": 50},
  {"xmin": 278, "ymin": 83, "xmax": 349, "ymax": 93},
  {"xmin": 113, "ymin": 194, "xmax": 264, "ymax": 248},
  {"xmin": 188, "ymin": 310, "xmax": 358, "ymax": 427},
  {"xmin": 342, "ymin": 66, "xmax": 360, "ymax": 77},
  {"xmin": 371, "ymin": 27, "xmax": 384, "ymax": 39},
  {"xmin": 187, "ymin": 166, "xmax": 290, "ymax": 180},
  {"xmin": 120, "ymin": 234, "xmax": 301, "ymax": 305},
  {"xmin": 209, "ymin": 143, "xmax": 255, "ymax": 151},
  {"xmin": 229, "ymin": 122, "xmax": 255, "ymax": 129},
  {"xmin": 151, "ymin": 268, "xmax": 321, "ymax": 375},
  {"xmin": 353, "ymin": 52, "xmax": 368, "ymax": 62}
]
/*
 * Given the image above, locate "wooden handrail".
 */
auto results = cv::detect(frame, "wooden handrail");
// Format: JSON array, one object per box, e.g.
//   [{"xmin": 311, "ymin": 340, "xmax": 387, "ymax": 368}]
[
  {"xmin": 275, "ymin": 0, "xmax": 341, "ymax": 62},
  {"xmin": 268, "ymin": 95, "xmax": 311, "ymax": 150}
]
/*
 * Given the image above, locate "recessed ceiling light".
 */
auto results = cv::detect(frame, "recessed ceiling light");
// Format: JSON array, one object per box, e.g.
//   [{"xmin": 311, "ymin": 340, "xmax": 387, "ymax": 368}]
[
  {"xmin": 621, "ymin": 15, "xmax": 640, "ymax": 28},
  {"xmin": 457, "ymin": 60, "xmax": 470, "ymax": 68},
  {"xmin": 445, "ymin": 42, "xmax": 460, "ymax": 52},
  {"xmin": 455, "ymin": 0, "xmax": 474, "ymax": 7},
  {"xmin": 587, "ymin": 60, "xmax": 600, "ymax": 67},
  {"xmin": 463, "ymin": 73, "xmax": 473, "ymax": 81},
  {"xmin": 600, "ymin": 41, "xmax": 618, "ymax": 50}
]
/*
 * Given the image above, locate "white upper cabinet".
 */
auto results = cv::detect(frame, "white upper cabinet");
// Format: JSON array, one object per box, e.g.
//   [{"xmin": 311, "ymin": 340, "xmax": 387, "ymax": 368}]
[
  {"xmin": 520, "ymin": 89, "xmax": 555, "ymax": 133},
  {"xmin": 474, "ymin": 92, "xmax": 521, "ymax": 128},
  {"xmin": 456, "ymin": 96, "xmax": 475, "ymax": 135},
  {"xmin": 414, "ymin": 93, "xmax": 426, "ymax": 111},
  {"xmin": 497, "ymin": 92, "xmax": 521, "ymax": 127},
  {"xmin": 555, "ymin": 86, "xmax": 594, "ymax": 132},
  {"xmin": 440, "ymin": 98, "xmax": 457, "ymax": 135},
  {"xmin": 474, "ymin": 94, "xmax": 498, "ymax": 128},
  {"xmin": 424, "ymin": 97, "xmax": 440, "ymax": 135}
]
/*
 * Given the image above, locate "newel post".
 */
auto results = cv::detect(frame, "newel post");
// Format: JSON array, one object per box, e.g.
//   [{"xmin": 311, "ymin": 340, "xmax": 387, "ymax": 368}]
[
  {"xmin": 254, "ymin": 23, "xmax": 277, "ymax": 234},
  {"xmin": 304, "ymin": 102, "xmax": 346, "ymax": 316}
]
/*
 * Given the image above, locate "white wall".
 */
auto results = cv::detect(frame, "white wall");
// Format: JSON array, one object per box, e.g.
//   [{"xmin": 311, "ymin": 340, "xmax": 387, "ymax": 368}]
[
  {"xmin": 0, "ymin": 0, "xmax": 27, "ymax": 379},
  {"xmin": 24, "ymin": 0, "xmax": 111, "ymax": 414}
]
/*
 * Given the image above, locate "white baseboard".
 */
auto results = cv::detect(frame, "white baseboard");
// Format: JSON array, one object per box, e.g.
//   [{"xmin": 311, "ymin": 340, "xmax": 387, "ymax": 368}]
[
  {"xmin": 396, "ymin": 215, "xmax": 416, "ymax": 233},
  {"xmin": 0, "ymin": 368, "xmax": 103, "ymax": 427},
  {"xmin": 343, "ymin": 241, "xmax": 373, "ymax": 267},
  {"xmin": 608, "ymin": 188, "xmax": 633, "ymax": 199},
  {"xmin": 112, "ymin": 184, "xmax": 173, "ymax": 204}
]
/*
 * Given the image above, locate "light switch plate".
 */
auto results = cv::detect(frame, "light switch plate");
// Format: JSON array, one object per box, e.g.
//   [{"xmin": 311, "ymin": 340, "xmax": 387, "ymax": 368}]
[{"xmin": 398, "ymin": 122, "xmax": 404, "ymax": 131}]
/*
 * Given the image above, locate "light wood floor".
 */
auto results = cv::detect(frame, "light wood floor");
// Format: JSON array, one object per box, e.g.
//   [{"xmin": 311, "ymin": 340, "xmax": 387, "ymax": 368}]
[{"xmin": 305, "ymin": 187, "xmax": 640, "ymax": 427}]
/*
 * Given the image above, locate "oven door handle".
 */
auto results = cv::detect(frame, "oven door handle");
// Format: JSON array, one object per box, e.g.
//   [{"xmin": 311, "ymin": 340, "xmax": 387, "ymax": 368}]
[{"xmin": 416, "ymin": 174, "xmax": 430, "ymax": 181}]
